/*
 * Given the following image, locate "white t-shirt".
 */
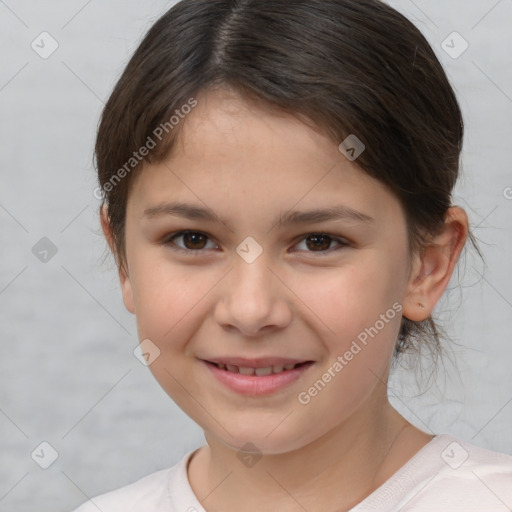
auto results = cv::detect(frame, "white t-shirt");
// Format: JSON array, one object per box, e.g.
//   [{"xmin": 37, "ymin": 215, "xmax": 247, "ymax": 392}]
[{"xmin": 72, "ymin": 434, "xmax": 512, "ymax": 511}]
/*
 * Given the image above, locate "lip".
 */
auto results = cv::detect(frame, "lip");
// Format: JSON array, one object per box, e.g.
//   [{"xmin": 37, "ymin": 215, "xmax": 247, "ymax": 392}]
[{"xmin": 202, "ymin": 358, "xmax": 314, "ymax": 396}]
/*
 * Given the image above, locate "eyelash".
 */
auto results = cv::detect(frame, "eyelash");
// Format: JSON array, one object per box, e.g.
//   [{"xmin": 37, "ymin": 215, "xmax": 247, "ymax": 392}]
[{"xmin": 162, "ymin": 231, "xmax": 350, "ymax": 257}]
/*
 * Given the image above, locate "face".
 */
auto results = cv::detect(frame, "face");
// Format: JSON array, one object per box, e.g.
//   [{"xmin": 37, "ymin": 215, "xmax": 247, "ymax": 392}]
[{"xmin": 118, "ymin": 87, "xmax": 415, "ymax": 454}]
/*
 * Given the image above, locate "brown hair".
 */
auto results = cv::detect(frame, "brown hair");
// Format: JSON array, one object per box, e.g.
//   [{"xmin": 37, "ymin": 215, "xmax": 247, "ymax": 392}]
[{"xmin": 95, "ymin": 0, "xmax": 481, "ymax": 357}]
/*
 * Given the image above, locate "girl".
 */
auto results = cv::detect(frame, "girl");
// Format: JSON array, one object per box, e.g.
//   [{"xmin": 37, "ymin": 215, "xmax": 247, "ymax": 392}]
[{"xmin": 74, "ymin": 0, "xmax": 512, "ymax": 510}]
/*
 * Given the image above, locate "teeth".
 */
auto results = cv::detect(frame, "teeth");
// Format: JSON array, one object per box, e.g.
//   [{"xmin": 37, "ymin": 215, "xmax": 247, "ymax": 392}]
[
  {"xmin": 255, "ymin": 367, "xmax": 273, "ymax": 376},
  {"xmin": 216, "ymin": 362, "xmax": 300, "ymax": 374}
]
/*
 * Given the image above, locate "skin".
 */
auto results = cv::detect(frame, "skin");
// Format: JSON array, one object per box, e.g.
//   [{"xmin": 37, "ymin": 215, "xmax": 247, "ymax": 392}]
[{"xmin": 101, "ymin": 86, "xmax": 469, "ymax": 512}]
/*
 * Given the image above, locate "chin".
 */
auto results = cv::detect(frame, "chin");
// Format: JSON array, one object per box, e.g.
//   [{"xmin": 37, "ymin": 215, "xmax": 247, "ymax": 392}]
[{"xmin": 205, "ymin": 418, "xmax": 322, "ymax": 456}]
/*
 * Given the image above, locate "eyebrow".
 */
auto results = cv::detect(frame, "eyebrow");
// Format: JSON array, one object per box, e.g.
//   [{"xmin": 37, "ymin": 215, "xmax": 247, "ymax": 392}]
[{"xmin": 143, "ymin": 202, "xmax": 375, "ymax": 229}]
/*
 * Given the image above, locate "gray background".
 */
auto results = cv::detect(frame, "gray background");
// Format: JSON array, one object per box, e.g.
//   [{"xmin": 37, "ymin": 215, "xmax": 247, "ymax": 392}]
[{"xmin": 0, "ymin": 1, "xmax": 511, "ymax": 511}]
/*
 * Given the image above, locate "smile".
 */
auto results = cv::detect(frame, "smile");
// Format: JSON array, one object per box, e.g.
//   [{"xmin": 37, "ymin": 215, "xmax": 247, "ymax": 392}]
[
  {"xmin": 210, "ymin": 362, "xmax": 307, "ymax": 376},
  {"xmin": 202, "ymin": 358, "xmax": 314, "ymax": 396}
]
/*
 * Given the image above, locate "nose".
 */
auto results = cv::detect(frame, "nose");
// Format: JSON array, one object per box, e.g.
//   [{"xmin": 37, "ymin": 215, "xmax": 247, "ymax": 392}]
[{"xmin": 213, "ymin": 251, "xmax": 293, "ymax": 338}]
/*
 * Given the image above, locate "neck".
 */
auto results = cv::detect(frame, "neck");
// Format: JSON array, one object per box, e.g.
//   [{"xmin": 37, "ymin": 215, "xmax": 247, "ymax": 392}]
[{"xmin": 187, "ymin": 395, "xmax": 433, "ymax": 512}]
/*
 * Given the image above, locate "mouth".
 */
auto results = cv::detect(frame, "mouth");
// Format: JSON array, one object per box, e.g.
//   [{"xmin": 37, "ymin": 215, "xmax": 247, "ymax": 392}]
[
  {"xmin": 201, "ymin": 357, "xmax": 315, "ymax": 396},
  {"xmin": 205, "ymin": 360, "xmax": 312, "ymax": 376}
]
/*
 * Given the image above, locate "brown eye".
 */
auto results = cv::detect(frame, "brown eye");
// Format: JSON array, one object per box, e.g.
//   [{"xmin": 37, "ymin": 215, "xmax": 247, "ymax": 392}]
[
  {"xmin": 182, "ymin": 232, "xmax": 208, "ymax": 250},
  {"xmin": 165, "ymin": 231, "xmax": 216, "ymax": 253},
  {"xmin": 164, "ymin": 231, "xmax": 347, "ymax": 256},
  {"xmin": 293, "ymin": 233, "xmax": 349, "ymax": 255},
  {"xmin": 305, "ymin": 234, "xmax": 333, "ymax": 251}
]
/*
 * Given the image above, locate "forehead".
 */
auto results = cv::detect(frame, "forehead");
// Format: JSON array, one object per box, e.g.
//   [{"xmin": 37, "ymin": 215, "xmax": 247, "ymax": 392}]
[{"xmin": 127, "ymin": 88, "xmax": 404, "ymax": 228}]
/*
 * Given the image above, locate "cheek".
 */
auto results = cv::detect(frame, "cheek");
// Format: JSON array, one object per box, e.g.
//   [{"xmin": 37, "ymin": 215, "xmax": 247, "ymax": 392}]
[
  {"xmin": 295, "ymin": 265, "xmax": 401, "ymax": 420},
  {"xmin": 292, "ymin": 256, "xmax": 402, "ymax": 338},
  {"xmin": 292, "ymin": 257, "xmax": 403, "ymax": 403},
  {"xmin": 130, "ymin": 260, "xmax": 221, "ymax": 347}
]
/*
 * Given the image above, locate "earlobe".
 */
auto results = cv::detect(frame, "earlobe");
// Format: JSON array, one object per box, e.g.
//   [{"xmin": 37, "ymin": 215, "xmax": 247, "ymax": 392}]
[
  {"xmin": 402, "ymin": 206, "xmax": 468, "ymax": 322},
  {"xmin": 99, "ymin": 205, "xmax": 136, "ymax": 315}
]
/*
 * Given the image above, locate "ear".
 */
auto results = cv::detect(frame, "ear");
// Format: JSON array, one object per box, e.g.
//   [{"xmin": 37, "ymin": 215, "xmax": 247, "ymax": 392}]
[
  {"xmin": 402, "ymin": 206, "xmax": 469, "ymax": 322},
  {"xmin": 100, "ymin": 205, "xmax": 136, "ymax": 314}
]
